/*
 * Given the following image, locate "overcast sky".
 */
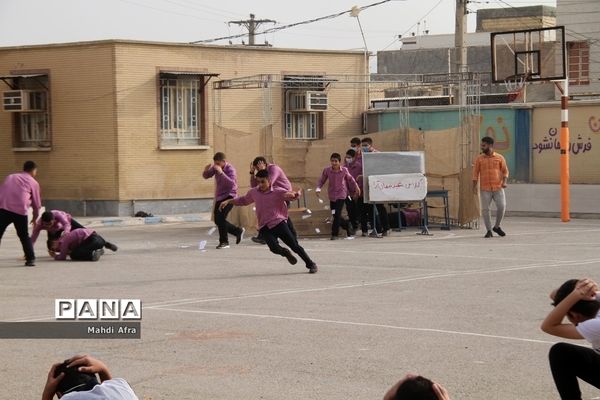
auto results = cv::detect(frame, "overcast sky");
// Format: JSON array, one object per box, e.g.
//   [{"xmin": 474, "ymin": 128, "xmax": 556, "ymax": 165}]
[{"xmin": 0, "ymin": 0, "xmax": 556, "ymax": 72}]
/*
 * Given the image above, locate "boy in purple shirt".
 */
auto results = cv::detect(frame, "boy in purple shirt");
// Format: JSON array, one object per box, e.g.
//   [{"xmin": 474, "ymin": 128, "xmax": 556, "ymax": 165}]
[
  {"xmin": 220, "ymin": 169, "xmax": 317, "ymax": 273},
  {"xmin": 344, "ymin": 149, "xmax": 362, "ymax": 232},
  {"xmin": 249, "ymin": 156, "xmax": 297, "ymax": 244},
  {"xmin": 50, "ymin": 228, "xmax": 117, "ymax": 261},
  {"xmin": 316, "ymin": 153, "xmax": 360, "ymax": 240},
  {"xmin": 31, "ymin": 210, "xmax": 86, "ymax": 251},
  {"xmin": 360, "ymin": 137, "xmax": 390, "ymax": 237},
  {"xmin": 0, "ymin": 161, "xmax": 41, "ymax": 266},
  {"xmin": 202, "ymin": 152, "xmax": 245, "ymax": 249}
]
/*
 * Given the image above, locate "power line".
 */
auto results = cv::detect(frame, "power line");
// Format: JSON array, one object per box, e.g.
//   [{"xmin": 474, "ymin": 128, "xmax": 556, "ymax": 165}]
[
  {"xmin": 190, "ymin": 0, "xmax": 398, "ymax": 44},
  {"xmin": 118, "ymin": 0, "xmax": 222, "ymax": 23}
]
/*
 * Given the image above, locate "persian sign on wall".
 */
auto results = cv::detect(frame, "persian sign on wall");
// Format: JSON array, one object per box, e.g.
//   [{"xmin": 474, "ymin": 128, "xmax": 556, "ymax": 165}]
[
  {"xmin": 368, "ymin": 173, "xmax": 428, "ymax": 202},
  {"xmin": 532, "ymin": 106, "xmax": 600, "ymax": 184}
]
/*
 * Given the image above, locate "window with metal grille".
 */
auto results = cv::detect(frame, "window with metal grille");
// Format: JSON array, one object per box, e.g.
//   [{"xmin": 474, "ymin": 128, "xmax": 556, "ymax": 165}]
[
  {"xmin": 568, "ymin": 41, "xmax": 590, "ymax": 86},
  {"xmin": 285, "ymin": 112, "xmax": 321, "ymax": 140},
  {"xmin": 159, "ymin": 77, "xmax": 204, "ymax": 146},
  {"xmin": 2, "ymin": 75, "xmax": 51, "ymax": 149}
]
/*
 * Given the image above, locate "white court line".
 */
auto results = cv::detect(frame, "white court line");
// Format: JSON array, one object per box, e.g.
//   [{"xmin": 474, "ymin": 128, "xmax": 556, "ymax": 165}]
[
  {"xmin": 146, "ymin": 258, "xmax": 600, "ymax": 310},
  {"xmin": 149, "ymin": 307, "xmax": 556, "ymax": 345},
  {"xmin": 306, "ymin": 248, "xmax": 556, "ymax": 263},
  {"xmin": 359, "ymin": 227, "xmax": 600, "ymax": 243}
]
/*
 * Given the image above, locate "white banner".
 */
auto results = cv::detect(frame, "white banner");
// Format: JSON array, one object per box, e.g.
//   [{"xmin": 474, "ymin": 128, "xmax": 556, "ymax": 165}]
[{"xmin": 368, "ymin": 173, "xmax": 428, "ymax": 202}]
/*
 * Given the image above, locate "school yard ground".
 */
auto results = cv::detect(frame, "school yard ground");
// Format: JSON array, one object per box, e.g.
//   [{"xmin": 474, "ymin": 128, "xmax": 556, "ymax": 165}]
[{"xmin": 1, "ymin": 217, "xmax": 599, "ymax": 399}]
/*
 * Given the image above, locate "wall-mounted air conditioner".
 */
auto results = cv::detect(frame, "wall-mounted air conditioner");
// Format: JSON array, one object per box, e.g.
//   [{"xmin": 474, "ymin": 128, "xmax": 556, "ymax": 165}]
[
  {"xmin": 287, "ymin": 91, "xmax": 328, "ymax": 112},
  {"xmin": 2, "ymin": 90, "xmax": 47, "ymax": 112}
]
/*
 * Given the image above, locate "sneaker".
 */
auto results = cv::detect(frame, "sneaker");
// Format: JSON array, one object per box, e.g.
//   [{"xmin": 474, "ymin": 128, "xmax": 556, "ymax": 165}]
[
  {"xmin": 281, "ymin": 248, "xmax": 298, "ymax": 265},
  {"xmin": 216, "ymin": 243, "xmax": 230, "ymax": 249},
  {"xmin": 346, "ymin": 223, "xmax": 356, "ymax": 236},
  {"xmin": 307, "ymin": 264, "xmax": 318, "ymax": 274},
  {"xmin": 24, "ymin": 259, "xmax": 36, "ymax": 267},
  {"xmin": 382, "ymin": 230, "xmax": 389, "ymax": 237},
  {"xmin": 361, "ymin": 231, "xmax": 368, "ymax": 237},
  {"xmin": 91, "ymin": 249, "xmax": 104, "ymax": 261},
  {"xmin": 236, "ymin": 228, "xmax": 245, "ymax": 245},
  {"xmin": 484, "ymin": 231, "xmax": 493, "ymax": 238},
  {"xmin": 251, "ymin": 236, "xmax": 266, "ymax": 245},
  {"xmin": 105, "ymin": 242, "xmax": 118, "ymax": 252},
  {"xmin": 330, "ymin": 236, "xmax": 338, "ymax": 241},
  {"xmin": 492, "ymin": 227, "xmax": 506, "ymax": 237},
  {"xmin": 369, "ymin": 231, "xmax": 383, "ymax": 238}
]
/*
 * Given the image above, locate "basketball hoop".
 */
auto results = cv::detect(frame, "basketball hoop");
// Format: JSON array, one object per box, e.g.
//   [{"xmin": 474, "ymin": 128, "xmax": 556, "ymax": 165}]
[
  {"xmin": 503, "ymin": 74, "xmax": 526, "ymax": 92},
  {"xmin": 503, "ymin": 74, "xmax": 527, "ymax": 102}
]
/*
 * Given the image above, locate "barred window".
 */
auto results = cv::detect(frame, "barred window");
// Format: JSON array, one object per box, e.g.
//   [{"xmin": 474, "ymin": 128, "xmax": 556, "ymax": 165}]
[{"xmin": 159, "ymin": 74, "xmax": 205, "ymax": 147}]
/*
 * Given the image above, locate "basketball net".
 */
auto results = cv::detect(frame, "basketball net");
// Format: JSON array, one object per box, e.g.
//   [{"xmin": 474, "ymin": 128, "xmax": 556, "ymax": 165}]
[{"xmin": 503, "ymin": 74, "xmax": 527, "ymax": 102}]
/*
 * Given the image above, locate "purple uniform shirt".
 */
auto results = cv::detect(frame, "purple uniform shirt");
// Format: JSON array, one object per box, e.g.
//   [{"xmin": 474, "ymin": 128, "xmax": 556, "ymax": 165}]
[
  {"xmin": 344, "ymin": 158, "xmax": 363, "ymax": 191},
  {"xmin": 250, "ymin": 164, "xmax": 292, "ymax": 191},
  {"xmin": 317, "ymin": 166, "xmax": 360, "ymax": 201},
  {"xmin": 202, "ymin": 162, "xmax": 238, "ymax": 202},
  {"xmin": 54, "ymin": 228, "xmax": 95, "ymax": 260},
  {"xmin": 232, "ymin": 187, "xmax": 298, "ymax": 229},
  {"xmin": 0, "ymin": 172, "xmax": 41, "ymax": 218},
  {"xmin": 31, "ymin": 210, "xmax": 73, "ymax": 244}
]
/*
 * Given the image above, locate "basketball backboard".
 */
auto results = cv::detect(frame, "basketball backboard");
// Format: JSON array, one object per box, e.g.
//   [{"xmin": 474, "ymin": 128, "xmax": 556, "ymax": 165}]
[{"xmin": 490, "ymin": 26, "xmax": 566, "ymax": 83}]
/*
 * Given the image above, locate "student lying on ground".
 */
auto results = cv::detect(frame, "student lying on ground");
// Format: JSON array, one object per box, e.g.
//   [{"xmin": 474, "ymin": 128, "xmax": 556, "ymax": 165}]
[
  {"xmin": 42, "ymin": 354, "xmax": 139, "ymax": 399},
  {"xmin": 50, "ymin": 228, "xmax": 118, "ymax": 262},
  {"xmin": 31, "ymin": 210, "xmax": 85, "ymax": 252},
  {"xmin": 383, "ymin": 374, "xmax": 450, "ymax": 400},
  {"xmin": 541, "ymin": 278, "xmax": 600, "ymax": 400},
  {"xmin": 220, "ymin": 169, "xmax": 318, "ymax": 273}
]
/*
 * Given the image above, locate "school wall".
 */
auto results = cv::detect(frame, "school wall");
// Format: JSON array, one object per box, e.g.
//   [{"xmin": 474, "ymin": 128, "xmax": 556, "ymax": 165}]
[
  {"xmin": 0, "ymin": 43, "xmax": 118, "ymax": 215},
  {"xmin": 366, "ymin": 102, "xmax": 600, "ymax": 216},
  {"xmin": 112, "ymin": 41, "xmax": 365, "ymax": 220}
]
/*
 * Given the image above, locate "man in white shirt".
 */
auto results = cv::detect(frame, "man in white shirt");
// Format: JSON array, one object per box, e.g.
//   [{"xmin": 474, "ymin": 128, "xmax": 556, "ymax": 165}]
[{"xmin": 42, "ymin": 355, "xmax": 138, "ymax": 400}]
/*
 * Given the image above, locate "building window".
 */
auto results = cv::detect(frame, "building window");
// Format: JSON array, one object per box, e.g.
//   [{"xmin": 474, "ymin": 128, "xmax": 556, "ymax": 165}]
[
  {"xmin": 0, "ymin": 74, "xmax": 51, "ymax": 149},
  {"xmin": 285, "ymin": 112, "xmax": 321, "ymax": 139},
  {"xmin": 283, "ymin": 75, "xmax": 328, "ymax": 140},
  {"xmin": 568, "ymin": 41, "xmax": 590, "ymax": 86},
  {"xmin": 159, "ymin": 73, "xmax": 206, "ymax": 147}
]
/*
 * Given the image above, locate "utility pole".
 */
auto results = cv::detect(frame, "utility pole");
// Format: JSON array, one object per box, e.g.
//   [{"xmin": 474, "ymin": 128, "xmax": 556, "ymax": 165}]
[
  {"xmin": 454, "ymin": 0, "xmax": 468, "ymax": 105},
  {"xmin": 228, "ymin": 14, "xmax": 276, "ymax": 46}
]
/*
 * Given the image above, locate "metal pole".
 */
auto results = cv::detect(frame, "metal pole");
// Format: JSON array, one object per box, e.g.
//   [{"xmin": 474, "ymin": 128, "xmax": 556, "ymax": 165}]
[
  {"xmin": 454, "ymin": 0, "xmax": 467, "ymax": 105},
  {"xmin": 560, "ymin": 79, "xmax": 570, "ymax": 222}
]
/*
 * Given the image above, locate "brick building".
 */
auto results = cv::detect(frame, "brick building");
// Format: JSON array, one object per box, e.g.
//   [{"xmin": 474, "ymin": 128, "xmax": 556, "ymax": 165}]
[{"xmin": 0, "ymin": 40, "xmax": 366, "ymax": 216}]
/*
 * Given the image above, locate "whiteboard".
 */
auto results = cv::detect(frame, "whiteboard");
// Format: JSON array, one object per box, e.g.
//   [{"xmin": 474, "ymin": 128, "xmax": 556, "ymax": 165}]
[
  {"xmin": 362, "ymin": 151, "xmax": 426, "ymax": 203},
  {"xmin": 368, "ymin": 174, "xmax": 428, "ymax": 202}
]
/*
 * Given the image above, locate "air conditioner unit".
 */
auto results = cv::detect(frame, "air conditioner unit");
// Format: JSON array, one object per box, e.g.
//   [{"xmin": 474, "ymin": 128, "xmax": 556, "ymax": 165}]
[
  {"xmin": 287, "ymin": 91, "xmax": 328, "ymax": 112},
  {"xmin": 2, "ymin": 90, "xmax": 47, "ymax": 112}
]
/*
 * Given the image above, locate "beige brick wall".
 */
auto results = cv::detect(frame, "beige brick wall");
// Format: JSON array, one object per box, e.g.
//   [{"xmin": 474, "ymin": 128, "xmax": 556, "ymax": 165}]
[
  {"xmin": 0, "ymin": 43, "xmax": 118, "ymax": 200},
  {"xmin": 0, "ymin": 40, "xmax": 365, "ymax": 207},
  {"xmin": 113, "ymin": 42, "xmax": 365, "ymax": 201},
  {"xmin": 481, "ymin": 16, "xmax": 556, "ymax": 32}
]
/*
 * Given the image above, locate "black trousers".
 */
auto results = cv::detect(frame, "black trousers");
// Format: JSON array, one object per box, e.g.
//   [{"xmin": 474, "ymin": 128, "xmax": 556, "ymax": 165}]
[
  {"xmin": 256, "ymin": 202, "xmax": 296, "ymax": 239},
  {"xmin": 549, "ymin": 342, "xmax": 600, "ymax": 400},
  {"xmin": 0, "ymin": 208, "xmax": 35, "ymax": 261},
  {"xmin": 330, "ymin": 199, "xmax": 354, "ymax": 237},
  {"xmin": 70, "ymin": 234, "xmax": 106, "ymax": 261},
  {"xmin": 214, "ymin": 197, "xmax": 241, "ymax": 244},
  {"xmin": 46, "ymin": 219, "xmax": 85, "ymax": 250},
  {"xmin": 260, "ymin": 221, "xmax": 314, "ymax": 267},
  {"xmin": 345, "ymin": 197, "xmax": 359, "ymax": 229},
  {"xmin": 359, "ymin": 199, "xmax": 390, "ymax": 233}
]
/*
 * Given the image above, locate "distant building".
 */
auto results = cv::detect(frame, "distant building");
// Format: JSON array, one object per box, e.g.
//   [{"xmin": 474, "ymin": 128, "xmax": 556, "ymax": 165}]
[
  {"xmin": 557, "ymin": 0, "xmax": 600, "ymax": 97},
  {"xmin": 376, "ymin": 5, "xmax": 558, "ymax": 102}
]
